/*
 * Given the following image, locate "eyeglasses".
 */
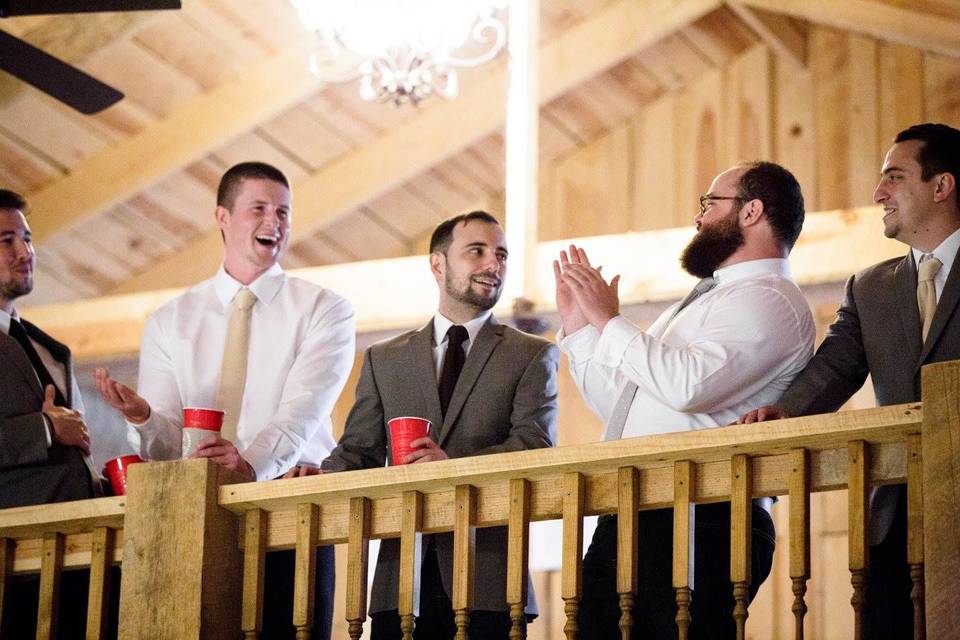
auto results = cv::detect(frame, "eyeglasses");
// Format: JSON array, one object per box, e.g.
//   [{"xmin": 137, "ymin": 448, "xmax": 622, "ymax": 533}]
[{"xmin": 699, "ymin": 195, "xmax": 742, "ymax": 216}]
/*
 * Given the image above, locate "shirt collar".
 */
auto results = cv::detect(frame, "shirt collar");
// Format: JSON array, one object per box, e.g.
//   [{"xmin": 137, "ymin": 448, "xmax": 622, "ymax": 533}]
[
  {"xmin": 214, "ymin": 263, "xmax": 284, "ymax": 309},
  {"xmin": 713, "ymin": 258, "xmax": 792, "ymax": 287},
  {"xmin": 0, "ymin": 307, "xmax": 14, "ymax": 335},
  {"xmin": 911, "ymin": 226, "xmax": 960, "ymax": 276},
  {"xmin": 433, "ymin": 310, "xmax": 492, "ymax": 347}
]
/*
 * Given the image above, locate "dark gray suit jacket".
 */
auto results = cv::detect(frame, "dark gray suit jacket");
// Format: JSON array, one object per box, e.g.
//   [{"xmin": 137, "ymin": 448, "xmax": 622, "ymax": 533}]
[
  {"xmin": 1, "ymin": 319, "xmax": 100, "ymax": 509},
  {"xmin": 776, "ymin": 247, "xmax": 960, "ymax": 542},
  {"xmin": 323, "ymin": 316, "xmax": 559, "ymax": 615}
]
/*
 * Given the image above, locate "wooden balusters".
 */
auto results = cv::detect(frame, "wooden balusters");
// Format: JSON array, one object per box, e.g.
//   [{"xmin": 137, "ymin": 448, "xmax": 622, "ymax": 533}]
[
  {"xmin": 37, "ymin": 532, "xmax": 64, "ymax": 640},
  {"xmin": 730, "ymin": 454, "xmax": 752, "ymax": 640},
  {"xmin": 453, "ymin": 485, "xmax": 477, "ymax": 640},
  {"xmin": 616, "ymin": 467, "xmax": 639, "ymax": 640},
  {"xmin": 788, "ymin": 449, "xmax": 810, "ymax": 640},
  {"xmin": 399, "ymin": 491, "xmax": 424, "ymax": 640},
  {"xmin": 848, "ymin": 440, "xmax": 869, "ymax": 640},
  {"xmin": 672, "ymin": 461, "xmax": 694, "ymax": 640},
  {"xmin": 907, "ymin": 434, "xmax": 925, "ymax": 640},
  {"xmin": 294, "ymin": 503, "xmax": 319, "ymax": 640},
  {"xmin": 561, "ymin": 472, "xmax": 585, "ymax": 640},
  {"xmin": 346, "ymin": 497, "xmax": 371, "ymax": 640},
  {"xmin": 241, "ymin": 509, "xmax": 268, "ymax": 640},
  {"xmin": 0, "ymin": 538, "xmax": 12, "ymax": 632},
  {"xmin": 507, "ymin": 479, "xmax": 531, "ymax": 640},
  {"xmin": 86, "ymin": 526, "xmax": 116, "ymax": 640}
]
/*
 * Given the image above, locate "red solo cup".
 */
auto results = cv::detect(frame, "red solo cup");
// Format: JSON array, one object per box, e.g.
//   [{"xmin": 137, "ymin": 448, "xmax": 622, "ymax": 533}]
[
  {"xmin": 388, "ymin": 417, "xmax": 431, "ymax": 465},
  {"xmin": 103, "ymin": 454, "xmax": 145, "ymax": 496},
  {"xmin": 182, "ymin": 407, "xmax": 224, "ymax": 457}
]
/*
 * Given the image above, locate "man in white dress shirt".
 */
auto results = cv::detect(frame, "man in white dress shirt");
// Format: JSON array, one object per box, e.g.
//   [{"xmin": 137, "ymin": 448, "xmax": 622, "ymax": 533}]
[
  {"xmin": 554, "ymin": 162, "xmax": 815, "ymax": 639},
  {"xmin": 94, "ymin": 162, "xmax": 355, "ymax": 640}
]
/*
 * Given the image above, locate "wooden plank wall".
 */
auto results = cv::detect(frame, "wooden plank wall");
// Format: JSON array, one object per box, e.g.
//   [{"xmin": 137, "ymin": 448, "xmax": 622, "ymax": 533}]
[{"xmin": 540, "ymin": 29, "xmax": 960, "ymax": 240}]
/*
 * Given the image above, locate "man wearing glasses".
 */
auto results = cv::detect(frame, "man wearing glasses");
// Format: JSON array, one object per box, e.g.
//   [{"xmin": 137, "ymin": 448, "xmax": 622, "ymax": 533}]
[{"xmin": 554, "ymin": 162, "xmax": 815, "ymax": 638}]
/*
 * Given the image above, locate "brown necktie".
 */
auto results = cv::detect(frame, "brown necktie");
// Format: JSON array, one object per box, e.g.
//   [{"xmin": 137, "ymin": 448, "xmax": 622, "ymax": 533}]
[
  {"xmin": 917, "ymin": 254, "xmax": 943, "ymax": 341},
  {"xmin": 216, "ymin": 288, "xmax": 257, "ymax": 442}
]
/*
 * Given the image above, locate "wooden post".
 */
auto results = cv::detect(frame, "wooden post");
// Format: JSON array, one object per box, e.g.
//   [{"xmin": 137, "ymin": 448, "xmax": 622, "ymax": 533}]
[
  {"xmin": 294, "ymin": 503, "xmax": 320, "ymax": 640},
  {"xmin": 37, "ymin": 532, "xmax": 63, "ymax": 640},
  {"xmin": 561, "ymin": 472, "xmax": 585, "ymax": 640},
  {"xmin": 241, "ymin": 509, "xmax": 267, "ymax": 639},
  {"xmin": 848, "ymin": 440, "xmax": 869, "ymax": 640},
  {"xmin": 118, "ymin": 459, "xmax": 245, "ymax": 640},
  {"xmin": 345, "ymin": 498, "xmax": 370, "ymax": 640},
  {"xmin": 788, "ymin": 449, "xmax": 810, "ymax": 640},
  {"xmin": 672, "ymin": 461, "xmax": 694, "ymax": 640},
  {"xmin": 920, "ymin": 360, "xmax": 960, "ymax": 637},
  {"xmin": 506, "ymin": 478, "xmax": 531, "ymax": 640},
  {"xmin": 0, "ymin": 538, "xmax": 12, "ymax": 632},
  {"xmin": 616, "ymin": 467, "xmax": 639, "ymax": 640},
  {"xmin": 86, "ymin": 526, "xmax": 115, "ymax": 640},
  {"xmin": 399, "ymin": 491, "xmax": 424, "ymax": 640},
  {"xmin": 730, "ymin": 455, "xmax": 752, "ymax": 640},
  {"xmin": 906, "ymin": 434, "xmax": 925, "ymax": 640},
  {"xmin": 453, "ymin": 485, "xmax": 477, "ymax": 640}
]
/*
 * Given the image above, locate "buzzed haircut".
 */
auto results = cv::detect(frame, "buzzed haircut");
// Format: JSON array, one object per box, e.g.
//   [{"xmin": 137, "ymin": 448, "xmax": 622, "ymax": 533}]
[
  {"xmin": 429, "ymin": 210, "xmax": 502, "ymax": 254},
  {"xmin": 737, "ymin": 161, "xmax": 805, "ymax": 250},
  {"xmin": 0, "ymin": 189, "xmax": 26, "ymax": 211},
  {"xmin": 895, "ymin": 123, "xmax": 960, "ymax": 207},
  {"xmin": 216, "ymin": 162, "xmax": 290, "ymax": 210}
]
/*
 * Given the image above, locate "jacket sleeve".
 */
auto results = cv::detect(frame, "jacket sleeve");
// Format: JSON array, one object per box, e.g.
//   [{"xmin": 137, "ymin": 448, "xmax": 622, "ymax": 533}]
[{"xmin": 321, "ymin": 347, "xmax": 388, "ymax": 472}]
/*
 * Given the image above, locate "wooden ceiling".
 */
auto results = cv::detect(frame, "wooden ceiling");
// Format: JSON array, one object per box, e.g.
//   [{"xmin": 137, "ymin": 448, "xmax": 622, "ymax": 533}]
[{"xmin": 1, "ymin": 0, "xmax": 958, "ymax": 306}]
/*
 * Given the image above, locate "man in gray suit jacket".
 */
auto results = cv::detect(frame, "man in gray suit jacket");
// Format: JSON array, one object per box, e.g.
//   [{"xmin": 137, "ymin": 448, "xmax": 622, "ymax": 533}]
[
  {"xmin": 322, "ymin": 211, "xmax": 559, "ymax": 640},
  {"xmin": 740, "ymin": 123, "xmax": 960, "ymax": 638},
  {"xmin": 0, "ymin": 189, "xmax": 104, "ymax": 638}
]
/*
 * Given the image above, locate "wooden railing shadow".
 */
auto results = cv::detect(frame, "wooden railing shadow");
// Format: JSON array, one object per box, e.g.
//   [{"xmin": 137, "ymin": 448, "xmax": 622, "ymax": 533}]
[{"xmin": 1, "ymin": 360, "xmax": 958, "ymax": 639}]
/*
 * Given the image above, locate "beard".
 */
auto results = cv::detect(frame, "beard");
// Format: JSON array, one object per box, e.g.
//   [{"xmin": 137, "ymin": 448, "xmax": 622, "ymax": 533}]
[
  {"xmin": 0, "ymin": 273, "xmax": 32, "ymax": 301},
  {"xmin": 444, "ymin": 270, "xmax": 502, "ymax": 313},
  {"xmin": 680, "ymin": 212, "xmax": 745, "ymax": 278}
]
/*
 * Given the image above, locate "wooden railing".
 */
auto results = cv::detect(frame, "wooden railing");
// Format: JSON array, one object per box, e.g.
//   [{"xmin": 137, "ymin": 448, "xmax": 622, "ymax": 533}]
[{"xmin": 1, "ymin": 360, "xmax": 959, "ymax": 639}]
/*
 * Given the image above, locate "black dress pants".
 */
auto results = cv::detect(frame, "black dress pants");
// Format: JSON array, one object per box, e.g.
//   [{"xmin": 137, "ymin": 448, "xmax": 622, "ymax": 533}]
[
  {"xmin": 577, "ymin": 502, "xmax": 776, "ymax": 640},
  {"xmin": 863, "ymin": 486, "xmax": 913, "ymax": 639},
  {"xmin": 261, "ymin": 545, "xmax": 335, "ymax": 640},
  {"xmin": 370, "ymin": 539, "xmax": 518, "ymax": 640}
]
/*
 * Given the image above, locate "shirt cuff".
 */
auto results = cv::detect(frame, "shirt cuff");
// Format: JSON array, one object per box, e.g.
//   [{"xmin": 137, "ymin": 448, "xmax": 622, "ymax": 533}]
[
  {"xmin": 42, "ymin": 413, "xmax": 53, "ymax": 447},
  {"xmin": 594, "ymin": 315, "xmax": 643, "ymax": 368},
  {"xmin": 557, "ymin": 324, "xmax": 600, "ymax": 363}
]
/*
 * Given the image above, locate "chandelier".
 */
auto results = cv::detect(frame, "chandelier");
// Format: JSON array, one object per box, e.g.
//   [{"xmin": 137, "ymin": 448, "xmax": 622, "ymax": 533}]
[{"xmin": 290, "ymin": 0, "xmax": 509, "ymax": 106}]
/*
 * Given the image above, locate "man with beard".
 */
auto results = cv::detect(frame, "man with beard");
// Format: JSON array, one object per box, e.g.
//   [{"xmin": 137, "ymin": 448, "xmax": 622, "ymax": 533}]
[
  {"xmin": 322, "ymin": 211, "xmax": 559, "ymax": 640},
  {"xmin": 0, "ymin": 189, "xmax": 105, "ymax": 638},
  {"xmin": 554, "ymin": 162, "xmax": 814, "ymax": 639}
]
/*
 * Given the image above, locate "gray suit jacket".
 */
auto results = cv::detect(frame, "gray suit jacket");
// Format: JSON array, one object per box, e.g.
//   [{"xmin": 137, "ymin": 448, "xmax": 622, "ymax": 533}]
[
  {"xmin": 323, "ymin": 316, "xmax": 559, "ymax": 615},
  {"xmin": 1, "ymin": 319, "xmax": 100, "ymax": 509},
  {"xmin": 776, "ymin": 247, "xmax": 960, "ymax": 541}
]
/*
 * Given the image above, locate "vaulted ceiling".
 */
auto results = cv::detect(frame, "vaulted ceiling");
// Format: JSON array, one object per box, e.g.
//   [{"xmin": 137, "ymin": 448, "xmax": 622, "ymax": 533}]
[{"xmin": 1, "ymin": 0, "xmax": 958, "ymax": 307}]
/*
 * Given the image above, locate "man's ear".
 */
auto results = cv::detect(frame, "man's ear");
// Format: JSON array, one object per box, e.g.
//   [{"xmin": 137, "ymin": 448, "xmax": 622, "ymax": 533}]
[
  {"xmin": 740, "ymin": 198, "xmax": 765, "ymax": 227},
  {"xmin": 215, "ymin": 205, "xmax": 230, "ymax": 230},
  {"xmin": 933, "ymin": 172, "xmax": 957, "ymax": 204},
  {"xmin": 430, "ymin": 252, "xmax": 445, "ymax": 282}
]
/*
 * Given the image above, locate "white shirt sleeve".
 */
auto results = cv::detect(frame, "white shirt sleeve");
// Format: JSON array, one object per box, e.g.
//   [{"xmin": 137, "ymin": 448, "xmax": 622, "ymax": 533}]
[
  {"xmin": 241, "ymin": 296, "xmax": 355, "ymax": 480},
  {"xmin": 558, "ymin": 324, "xmax": 624, "ymax": 424}
]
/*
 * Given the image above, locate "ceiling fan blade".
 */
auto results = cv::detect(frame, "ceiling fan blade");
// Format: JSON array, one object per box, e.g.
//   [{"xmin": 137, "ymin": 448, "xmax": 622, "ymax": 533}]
[
  {"xmin": 0, "ymin": 30, "xmax": 122, "ymax": 114},
  {"xmin": 0, "ymin": 0, "xmax": 180, "ymax": 17}
]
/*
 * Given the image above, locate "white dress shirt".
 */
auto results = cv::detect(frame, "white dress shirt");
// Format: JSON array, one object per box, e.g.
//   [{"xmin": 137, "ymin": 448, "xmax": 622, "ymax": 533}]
[
  {"xmin": 911, "ymin": 226, "xmax": 960, "ymax": 302},
  {"xmin": 430, "ymin": 310, "xmax": 493, "ymax": 378},
  {"xmin": 128, "ymin": 264, "xmax": 356, "ymax": 480},
  {"xmin": 560, "ymin": 258, "xmax": 814, "ymax": 440},
  {"xmin": 0, "ymin": 308, "xmax": 83, "ymax": 416}
]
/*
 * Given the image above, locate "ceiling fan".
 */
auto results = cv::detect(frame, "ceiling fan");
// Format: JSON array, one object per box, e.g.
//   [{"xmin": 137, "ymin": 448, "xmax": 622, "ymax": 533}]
[{"xmin": 0, "ymin": 0, "xmax": 182, "ymax": 115}]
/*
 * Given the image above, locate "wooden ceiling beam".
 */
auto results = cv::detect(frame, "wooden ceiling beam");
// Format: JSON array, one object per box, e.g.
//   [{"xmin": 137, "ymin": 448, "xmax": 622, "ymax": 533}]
[
  {"xmin": 725, "ymin": 1, "xmax": 806, "ymax": 68},
  {"xmin": 112, "ymin": 0, "xmax": 723, "ymax": 294},
  {"xmin": 24, "ymin": 33, "xmax": 343, "ymax": 244},
  {"xmin": 739, "ymin": 0, "xmax": 960, "ymax": 59}
]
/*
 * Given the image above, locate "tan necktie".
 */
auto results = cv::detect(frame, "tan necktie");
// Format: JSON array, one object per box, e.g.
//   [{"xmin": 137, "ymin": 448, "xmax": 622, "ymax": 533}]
[
  {"xmin": 216, "ymin": 288, "xmax": 257, "ymax": 442},
  {"xmin": 917, "ymin": 254, "xmax": 943, "ymax": 341}
]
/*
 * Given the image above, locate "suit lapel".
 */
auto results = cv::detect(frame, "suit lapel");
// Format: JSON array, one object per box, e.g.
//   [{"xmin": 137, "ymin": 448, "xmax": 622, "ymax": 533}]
[
  {"xmin": 23, "ymin": 319, "xmax": 73, "ymax": 407},
  {"xmin": 919, "ymin": 243, "xmax": 960, "ymax": 365},
  {"xmin": 438, "ymin": 317, "xmax": 503, "ymax": 446},
  {"xmin": 894, "ymin": 252, "xmax": 923, "ymax": 366},
  {"xmin": 408, "ymin": 321, "xmax": 444, "ymax": 433},
  {"xmin": 0, "ymin": 330, "xmax": 45, "ymax": 402}
]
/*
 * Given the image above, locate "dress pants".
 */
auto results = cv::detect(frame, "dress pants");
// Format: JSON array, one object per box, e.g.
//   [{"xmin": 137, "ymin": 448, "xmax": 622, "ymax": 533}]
[
  {"xmin": 370, "ymin": 539, "xmax": 519, "ymax": 640},
  {"xmin": 863, "ymin": 486, "xmax": 913, "ymax": 639},
  {"xmin": 261, "ymin": 545, "xmax": 335, "ymax": 640},
  {"xmin": 577, "ymin": 502, "xmax": 776, "ymax": 640}
]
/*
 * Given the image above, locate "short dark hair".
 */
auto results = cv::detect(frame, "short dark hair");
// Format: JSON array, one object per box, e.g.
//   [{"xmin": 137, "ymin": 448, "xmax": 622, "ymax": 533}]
[
  {"xmin": 737, "ymin": 161, "xmax": 805, "ymax": 250},
  {"xmin": 216, "ymin": 162, "xmax": 290, "ymax": 210},
  {"xmin": 0, "ymin": 189, "xmax": 26, "ymax": 211},
  {"xmin": 429, "ymin": 210, "xmax": 501, "ymax": 254},
  {"xmin": 895, "ymin": 123, "xmax": 960, "ymax": 207}
]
